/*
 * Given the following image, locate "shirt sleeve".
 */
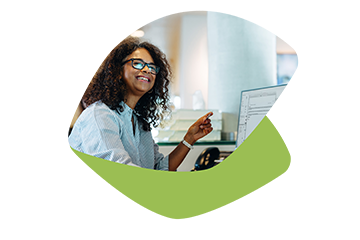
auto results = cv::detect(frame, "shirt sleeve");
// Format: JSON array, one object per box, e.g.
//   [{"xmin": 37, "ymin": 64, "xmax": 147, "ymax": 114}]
[
  {"xmin": 77, "ymin": 106, "xmax": 141, "ymax": 168},
  {"xmin": 153, "ymin": 141, "xmax": 169, "ymax": 171}
]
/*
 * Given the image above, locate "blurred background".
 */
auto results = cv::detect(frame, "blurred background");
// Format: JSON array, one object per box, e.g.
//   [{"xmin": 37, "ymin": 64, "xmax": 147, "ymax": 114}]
[{"xmin": 69, "ymin": 11, "xmax": 298, "ymax": 171}]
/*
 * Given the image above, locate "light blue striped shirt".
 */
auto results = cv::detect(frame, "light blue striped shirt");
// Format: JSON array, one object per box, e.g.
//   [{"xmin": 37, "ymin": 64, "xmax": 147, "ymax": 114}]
[{"xmin": 69, "ymin": 101, "xmax": 169, "ymax": 170}]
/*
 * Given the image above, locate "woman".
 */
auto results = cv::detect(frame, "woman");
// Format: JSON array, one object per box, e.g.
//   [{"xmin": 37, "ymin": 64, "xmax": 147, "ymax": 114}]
[{"xmin": 69, "ymin": 37, "xmax": 213, "ymax": 171}]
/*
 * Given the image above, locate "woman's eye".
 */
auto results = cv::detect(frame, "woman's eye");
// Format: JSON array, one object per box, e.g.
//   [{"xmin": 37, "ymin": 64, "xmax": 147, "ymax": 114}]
[{"xmin": 133, "ymin": 63, "xmax": 144, "ymax": 68}]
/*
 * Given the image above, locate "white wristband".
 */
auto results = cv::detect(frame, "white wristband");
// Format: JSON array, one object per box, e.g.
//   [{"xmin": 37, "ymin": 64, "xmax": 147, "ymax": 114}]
[{"xmin": 182, "ymin": 139, "xmax": 194, "ymax": 149}]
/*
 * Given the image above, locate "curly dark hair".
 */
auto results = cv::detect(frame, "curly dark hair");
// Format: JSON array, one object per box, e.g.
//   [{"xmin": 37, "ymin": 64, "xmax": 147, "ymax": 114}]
[{"xmin": 82, "ymin": 36, "xmax": 172, "ymax": 131}]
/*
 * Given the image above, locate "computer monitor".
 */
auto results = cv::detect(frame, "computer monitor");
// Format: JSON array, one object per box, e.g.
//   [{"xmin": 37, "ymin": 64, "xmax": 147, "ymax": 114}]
[{"xmin": 235, "ymin": 84, "xmax": 287, "ymax": 149}]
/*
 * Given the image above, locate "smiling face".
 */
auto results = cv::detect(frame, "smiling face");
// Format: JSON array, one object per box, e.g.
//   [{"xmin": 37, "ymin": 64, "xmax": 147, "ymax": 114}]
[{"xmin": 121, "ymin": 48, "xmax": 156, "ymax": 100}]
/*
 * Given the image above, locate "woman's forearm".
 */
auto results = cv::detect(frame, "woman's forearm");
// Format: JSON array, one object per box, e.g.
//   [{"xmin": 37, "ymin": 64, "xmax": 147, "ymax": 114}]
[
  {"xmin": 168, "ymin": 142, "xmax": 191, "ymax": 171},
  {"xmin": 167, "ymin": 112, "xmax": 213, "ymax": 171}
]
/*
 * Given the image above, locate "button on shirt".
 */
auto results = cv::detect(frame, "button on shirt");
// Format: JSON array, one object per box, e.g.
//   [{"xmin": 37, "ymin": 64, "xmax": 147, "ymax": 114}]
[{"xmin": 69, "ymin": 101, "xmax": 169, "ymax": 170}]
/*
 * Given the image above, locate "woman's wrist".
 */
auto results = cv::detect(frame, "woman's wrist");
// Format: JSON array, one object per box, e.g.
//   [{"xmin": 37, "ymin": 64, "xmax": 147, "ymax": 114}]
[{"xmin": 184, "ymin": 134, "xmax": 196, "ymax": 146}]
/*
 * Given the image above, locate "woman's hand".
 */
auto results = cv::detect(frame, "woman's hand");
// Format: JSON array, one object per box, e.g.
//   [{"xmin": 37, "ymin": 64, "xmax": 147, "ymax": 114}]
[
  {"xmin": 184, "ymin": 112, "xmax": 214, "ymax": 145},
  {"xmin": 169, "ymin": 112, "xmax": 214, "ymax": 171}
]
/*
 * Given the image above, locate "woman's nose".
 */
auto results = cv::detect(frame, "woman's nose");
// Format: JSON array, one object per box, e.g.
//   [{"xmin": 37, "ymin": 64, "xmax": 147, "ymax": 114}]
[{"xmin": 141, "ymin": 65, "xmax": 151, "ymax": 74}]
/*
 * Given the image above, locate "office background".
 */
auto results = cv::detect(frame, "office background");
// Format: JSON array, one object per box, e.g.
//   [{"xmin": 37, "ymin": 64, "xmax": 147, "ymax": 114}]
[{"xmin": 68, "ymin": 10, "xmax": 299, "ymax": 132}]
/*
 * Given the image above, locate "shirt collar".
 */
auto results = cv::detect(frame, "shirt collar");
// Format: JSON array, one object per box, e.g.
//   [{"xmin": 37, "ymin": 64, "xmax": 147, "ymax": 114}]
[
  {"xmin": 119, "ymin": 101, "xmax": 133, "ymax": 113},
  {"xmin": 119, "ymin": 102, "xmax": 138, "ymax": 123}
]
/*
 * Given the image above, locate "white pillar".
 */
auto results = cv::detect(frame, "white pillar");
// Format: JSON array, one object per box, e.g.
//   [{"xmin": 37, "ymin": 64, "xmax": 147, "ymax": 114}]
[
  {"xmin": 179, "ymin": 13, "xmax": 208, "ymax": 109},
  {"xmin": 207, "ymin": 12, "xmax": 277, "ymax": 132}
]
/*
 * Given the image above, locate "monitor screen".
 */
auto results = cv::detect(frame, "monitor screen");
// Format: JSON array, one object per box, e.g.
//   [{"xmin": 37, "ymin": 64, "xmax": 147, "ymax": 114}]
[{"xmin": 235, "ymin": 84, "xmax": 287, "ymax": 149}]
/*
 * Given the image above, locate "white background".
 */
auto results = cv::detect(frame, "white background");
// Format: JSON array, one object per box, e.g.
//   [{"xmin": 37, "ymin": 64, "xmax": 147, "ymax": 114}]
[{"xmin": 1, "ymin": 0, "xmax": 359, "ymax": 239}]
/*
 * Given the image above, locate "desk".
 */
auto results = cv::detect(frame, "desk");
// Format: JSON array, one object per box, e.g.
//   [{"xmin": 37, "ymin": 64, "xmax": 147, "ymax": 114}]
[{"xmin": 158, "ymin": 141, "xmax": 235, "ymax": 171}]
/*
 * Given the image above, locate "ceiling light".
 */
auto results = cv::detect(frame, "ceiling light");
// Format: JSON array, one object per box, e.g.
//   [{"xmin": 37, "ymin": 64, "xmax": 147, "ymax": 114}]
[{"xmin": 131, "ymin": 30, "xmax": 145, "ymax": 37}]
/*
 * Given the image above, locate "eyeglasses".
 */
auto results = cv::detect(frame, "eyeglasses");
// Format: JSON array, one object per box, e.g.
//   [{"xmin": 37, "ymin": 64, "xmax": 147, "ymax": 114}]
[{"xmin": 121, "ymin": 58, "xmax": 160, "ymax": 75}]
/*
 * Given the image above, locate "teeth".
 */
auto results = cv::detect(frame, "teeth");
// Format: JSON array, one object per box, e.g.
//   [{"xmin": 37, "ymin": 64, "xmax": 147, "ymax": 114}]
[{"xmin": 137, "ymin": 77, "xmax": 149, "ymax": 82}]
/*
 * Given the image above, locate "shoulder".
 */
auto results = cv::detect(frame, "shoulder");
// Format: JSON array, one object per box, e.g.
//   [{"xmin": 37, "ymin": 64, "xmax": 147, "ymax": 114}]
[
  {"xmin": 84, "ymin": 101, "xmax": 115, "ymax": 115},
  {"xmin": 79, "ymin": 101, "xmax": 119, "ymax": 125}
]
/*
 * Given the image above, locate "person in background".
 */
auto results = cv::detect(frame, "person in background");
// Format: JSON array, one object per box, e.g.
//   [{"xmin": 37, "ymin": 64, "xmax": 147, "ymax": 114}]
[{"xmin": 69, "ymin": 37, "xmax": 213, "ymax": 171}]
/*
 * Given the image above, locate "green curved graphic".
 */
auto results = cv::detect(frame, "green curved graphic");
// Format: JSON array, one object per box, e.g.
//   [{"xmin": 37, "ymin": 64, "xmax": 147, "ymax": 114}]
[{"xmin": 71, "ymin": 116, "xmax": 290, "ymax": 219}]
